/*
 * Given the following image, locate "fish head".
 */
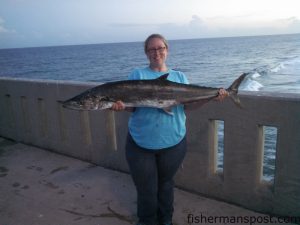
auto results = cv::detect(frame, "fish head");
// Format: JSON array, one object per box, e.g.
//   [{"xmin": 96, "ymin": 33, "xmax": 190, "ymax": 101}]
[{"xmin": 62, "ymin": 94, "xmax": 114, "ymax": 111}]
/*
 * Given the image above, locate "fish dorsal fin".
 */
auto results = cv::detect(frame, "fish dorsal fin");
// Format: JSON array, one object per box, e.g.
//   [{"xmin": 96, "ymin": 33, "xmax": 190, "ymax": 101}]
[{"xmin": 157, "ymin": 73, "xmax": 169, "ymax": 80}]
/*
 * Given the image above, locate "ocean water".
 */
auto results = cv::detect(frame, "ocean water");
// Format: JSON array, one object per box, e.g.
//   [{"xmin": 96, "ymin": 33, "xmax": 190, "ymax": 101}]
[
  {"xmin": 1, "ymin": 33, "xmax": 300, "ymax": 181},
  {"xmin": 1, "ymin": 33, "xmax": 300, "ymax": 93}
]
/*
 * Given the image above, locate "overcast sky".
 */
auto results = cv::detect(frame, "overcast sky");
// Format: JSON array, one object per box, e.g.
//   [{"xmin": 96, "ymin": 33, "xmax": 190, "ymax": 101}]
[{"xmin": 1, "ymin": 0, "xmax": 300, "ymax": 48}]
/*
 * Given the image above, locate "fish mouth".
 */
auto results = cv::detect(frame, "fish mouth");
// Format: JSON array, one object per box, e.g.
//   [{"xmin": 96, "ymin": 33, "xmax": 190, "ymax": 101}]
[
  {"xmin": 61, "ymin": 99, "xmax": 91, "ymax": 110},
  {"xmin": 62, "ymin": 101, "xmax": 85, "ymax": 110}
]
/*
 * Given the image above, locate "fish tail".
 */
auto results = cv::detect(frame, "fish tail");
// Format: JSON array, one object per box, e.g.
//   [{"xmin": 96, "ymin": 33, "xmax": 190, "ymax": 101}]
[{"xmin": 226, "ymin": 73, "xmax": 248, "ymax": 108}]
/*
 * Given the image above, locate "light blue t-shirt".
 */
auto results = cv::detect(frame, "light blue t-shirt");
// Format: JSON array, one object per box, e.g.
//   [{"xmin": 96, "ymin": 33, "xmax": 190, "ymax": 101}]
[{"xmin": 128, "ymin": 67, "xmax": 189, "ymax": 150}]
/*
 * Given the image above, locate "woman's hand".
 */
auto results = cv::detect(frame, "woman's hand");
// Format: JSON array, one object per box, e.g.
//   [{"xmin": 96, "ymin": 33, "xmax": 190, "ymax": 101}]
[
  {"xmin": 215, "ymin": 88, "xmax": 229, "ymax": 101},
  {"xmin": 110, "ymin": 100, "xmax": 126, "ymax": 111}
]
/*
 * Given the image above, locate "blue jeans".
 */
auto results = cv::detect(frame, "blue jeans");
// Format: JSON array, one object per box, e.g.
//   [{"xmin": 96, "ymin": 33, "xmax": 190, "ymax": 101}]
[{"xmin": 126, "ymin": 134, "xmax": 186, "ymax": 225}]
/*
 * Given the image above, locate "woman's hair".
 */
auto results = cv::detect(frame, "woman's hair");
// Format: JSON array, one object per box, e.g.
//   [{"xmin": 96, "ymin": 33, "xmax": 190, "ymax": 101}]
[{"xmin": 144, "ymin": 34, "xmax": 169, "ymax": 54}]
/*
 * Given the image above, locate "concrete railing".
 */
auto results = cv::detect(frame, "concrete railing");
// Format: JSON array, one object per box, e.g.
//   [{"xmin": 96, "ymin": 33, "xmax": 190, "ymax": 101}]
[{"xmin": 0, "ymin": 77, "xmax": 299, "ymax": 217}]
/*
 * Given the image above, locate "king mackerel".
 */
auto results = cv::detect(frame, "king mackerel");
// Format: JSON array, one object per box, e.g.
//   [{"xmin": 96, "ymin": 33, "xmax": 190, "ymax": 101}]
[{"xmin": 62, "ymin": 73, "xmax": 248, "ymax": 114}]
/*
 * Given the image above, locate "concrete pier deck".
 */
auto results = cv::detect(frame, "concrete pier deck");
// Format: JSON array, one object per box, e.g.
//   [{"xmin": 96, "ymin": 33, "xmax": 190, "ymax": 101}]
[{"xmin": 0, "ymin": 137, "xmax": 297, "ymax": 225}]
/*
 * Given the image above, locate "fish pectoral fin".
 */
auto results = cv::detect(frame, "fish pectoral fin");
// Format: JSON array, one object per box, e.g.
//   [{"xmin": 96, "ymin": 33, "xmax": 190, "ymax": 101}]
[{"xmin": 162, "ymin": 107, "xmax": 174, "ymax": 116}]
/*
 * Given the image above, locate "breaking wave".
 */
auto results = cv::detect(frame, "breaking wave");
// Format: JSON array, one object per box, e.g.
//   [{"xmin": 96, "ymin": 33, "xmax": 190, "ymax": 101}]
[
  {"xmin": 239, "ymin": 72, "xmax": 264, "ymax": 91},
  {"xmin": 240, "ymin": 56, "xmax": 300, "ymax": 92}
]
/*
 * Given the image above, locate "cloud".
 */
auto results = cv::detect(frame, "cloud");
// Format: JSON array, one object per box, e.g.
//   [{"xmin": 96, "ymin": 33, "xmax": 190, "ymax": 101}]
[
  {"xmin": 262, "ymin": 17, "xmax": 300, "ymax": 35},
  {"xmin": 189, "ymin": 15, "xmax": 205, "ymax": 28},
  {"xmin": 48, "ymin": 15, "xmax": 300, "ymax": 47},
  {"xmin": 277, "ymin": 17, "xmax": 300, "ymax": 30},
  {"xmin": 157, "ymin": 15, "xmax": 300, "ymax": 40},
  {"xmin": 0, "ymin": 17, "xmax": 16, "ymax": 34},
  {"xmin": 0, "ymin": 17, "xmax": 9, "ymax": 33}
]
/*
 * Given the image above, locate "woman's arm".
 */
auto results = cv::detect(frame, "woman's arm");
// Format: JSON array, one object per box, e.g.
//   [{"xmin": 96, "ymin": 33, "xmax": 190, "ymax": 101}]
[{"xmin": 185, "ymin": 88, "xmax": 229, "ymax": 111}]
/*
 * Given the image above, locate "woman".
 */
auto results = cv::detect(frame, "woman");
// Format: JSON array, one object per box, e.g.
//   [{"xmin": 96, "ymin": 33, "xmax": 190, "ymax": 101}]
[{"xmin": 112, "ymin": 34, "xmax": 228, "ymax": 225}]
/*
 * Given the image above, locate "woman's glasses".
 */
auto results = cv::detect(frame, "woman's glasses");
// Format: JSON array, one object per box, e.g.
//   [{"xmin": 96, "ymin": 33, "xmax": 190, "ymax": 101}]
[{"xmin": 147, "ymin": 46, "xmax": 166, "ymax": 54}]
